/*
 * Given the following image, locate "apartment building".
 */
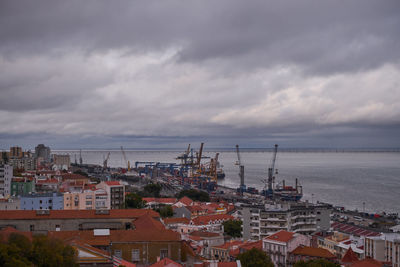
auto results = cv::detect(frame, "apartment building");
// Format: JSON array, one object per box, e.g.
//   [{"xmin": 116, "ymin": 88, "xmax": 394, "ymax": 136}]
[
  {"xmin": 0, "ymin": 164, "xmax": 12, "ymax": 197},
  {"xmin": 262, "ymin": 230, "xmax": 310, "ymax": 267},
  {"xmin": 365, "ymin": 233, "xmax": 400, "ymax": 267},
  {"xmin": 96, "ymin": 181, "xmax": 125, "ymax": 209},
  {"xmin": 242, "ymin": 202, "xmax": 331, "ymax": 241},
  {"xmin": 52, "ymin": 154, "xmax": 70, "ymax": 170},
  {"xmin": 20, "ymin": 192, "xmax": 64, "ymax": 210},
  {"xmin": 64, "ymin": 188, "xmax": 108, "ymax": 210}
]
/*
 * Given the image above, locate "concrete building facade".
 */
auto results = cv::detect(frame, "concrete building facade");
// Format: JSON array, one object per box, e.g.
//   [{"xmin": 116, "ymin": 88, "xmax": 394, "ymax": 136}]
[
  {"xmin": 20, "ymin": 192, "xmax": 64, "ymax": 210},
  {"xmin": 242, "ymin": 202, "xmax": 331, "ymax": 241},
  {"xmin": 0, "ymin": 164, "xmax": 12, "ymax": 197}
]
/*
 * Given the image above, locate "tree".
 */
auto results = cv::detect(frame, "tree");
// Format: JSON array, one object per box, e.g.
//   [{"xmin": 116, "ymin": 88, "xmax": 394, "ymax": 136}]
[
  {"xmin": 0, "ymin": 234, "xmax": 78, "ymax": 267},
  {"xmin": 177, "ymin": 189, "xmax": 210, "ymax": 202},
  {"xmin": 237, "ymin": 248, "xmax": 274, "ymax": 267},
  {"xmin": 143, "ymin": 183, "xmax": 162, "ymax": 197},
  {"xmin": 158, "ymin": 205, "xmax": 174, "ymax": 218},
  {"xmin": 294, "ymin": 259, "xmax": 340, "ymax": 267},
  {"xmin": 31, "ymin": 235, "xmax": 78, "ymax": 267},
  {"xmin": 125, "ymin": 193, "xmax": 146, "ymax": 209},
  {"xmin": 223, "ymin": 219, "xmax": 242, "ymax": 238}
]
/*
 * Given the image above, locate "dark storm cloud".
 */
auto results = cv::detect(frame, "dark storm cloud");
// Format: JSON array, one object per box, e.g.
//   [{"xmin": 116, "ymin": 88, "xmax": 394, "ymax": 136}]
[
  {"xmin": 1, "ymin": 1, "xmax": 399, "ymax": 73},
  {"xmin": 1, "ymin": 0, "xmax": 400, "ymax": 148}
]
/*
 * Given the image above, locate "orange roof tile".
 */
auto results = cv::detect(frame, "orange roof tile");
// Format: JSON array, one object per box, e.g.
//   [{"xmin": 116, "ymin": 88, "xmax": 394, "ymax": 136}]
[
  {"xmin": 214, "ymin": 240, "xmax": 243, "ymax": 250},
  {"xmin": 342, "ymin": 247, "xmax": 359, "ymax": 263},
  {"xmin": 266, "ymin": 230, "xmax": 295, "ymax": 243},
  {"xmin": 178, "ymin": 196, "xmax": 194, "ymax": 206},
  {"xmin": 105, "ymin": 181, "xmax": 122, "ymax": 186},
  {"xmin": 351, "ymin": 258, "xmax": 385, "ymax": 267},
  {"xmin": 49, "ymin": 215, "xmax": 180, "ymax": 244},
  {"xmin": 218, "ymin": 262, "xmax": 237, "ymax": 267},
  {"xmin": 291, "ymin": 246, "xmax": 336, "ymax": 259},
  {"xmin": 143, "ymin": 198, "xmax": 177, "ymax": 204},
  {"xmin": 0, "ymin": 226, "xmax": 33, "ymax": 241},
  {"xmin": 150, "ymin": 257, "xmax": 182, "ymax": 267},
  {"xmin": 0, "ymin": 209, "xmax": 159, "ymax": 220}
]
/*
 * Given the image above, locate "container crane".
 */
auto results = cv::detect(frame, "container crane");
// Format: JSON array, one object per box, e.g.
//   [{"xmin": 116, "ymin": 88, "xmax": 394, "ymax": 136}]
[
  {"xmin": 236, "ymin": 145, "xmax": 245, "ymax": 194},
  {"xmin": 120, "ymin": 146, "xmax": 130, "ymax": 171},
  {"xmin": 266, "ymin": 144, "xmax": 278, "ymax": 195},
  {"xmin": 103, "ymin": 152, "xmax": 110, "ymax": 169}
]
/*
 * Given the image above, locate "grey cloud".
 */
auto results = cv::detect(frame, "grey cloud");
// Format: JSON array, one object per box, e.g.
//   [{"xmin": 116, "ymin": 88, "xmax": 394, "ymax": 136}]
[
  {"xmin": 1, "ymin": 1, "xmax": 400, "ymax": 148},
  {"xmin": 1, "ymin": 1, "xmax": 399, "ymax": 74}
]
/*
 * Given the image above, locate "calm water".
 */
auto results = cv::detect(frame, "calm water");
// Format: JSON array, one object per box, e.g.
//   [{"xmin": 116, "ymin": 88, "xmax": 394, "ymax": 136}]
[{"xmin": 56, "ymin": 150, "xmax": 400, "ymax": 214}]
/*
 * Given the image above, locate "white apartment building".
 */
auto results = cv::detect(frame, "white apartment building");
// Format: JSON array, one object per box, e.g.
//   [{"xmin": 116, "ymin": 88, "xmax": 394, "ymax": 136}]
[
  {"xmin": 263, "ymin": 230, "xmax": 310, "ymax": 267},
  {"xmin": 242, "ymin": 202, "xmax": 331, "ymax": 241},
  {"xmin": 365, "ymin": 233, "xmax": 400, "ymax": 267},
  {"xmin": 0, "ymin": 164, "xmax": 12, "ymax": 197}
]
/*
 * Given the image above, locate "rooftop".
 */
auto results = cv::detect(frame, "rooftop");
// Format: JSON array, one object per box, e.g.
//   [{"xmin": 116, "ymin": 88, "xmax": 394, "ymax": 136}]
[
  {"xmin": 0, "ymin": 209, "xmax": 159, "ymax": 220},
  {"xmin": 191, "ymin": 214, "xmax": 234, "ymax": 225},
  {"xmin": 265, "ymin": 230, "xmax": 295, "ymax": 243},
  {"xmin": 291, "ymin": 246, "xmax": 336, "ymax": 259}
]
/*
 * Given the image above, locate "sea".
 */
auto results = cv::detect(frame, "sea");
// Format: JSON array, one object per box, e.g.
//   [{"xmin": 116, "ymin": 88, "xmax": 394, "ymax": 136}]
[{"xmin": 54, "ymin": 149, "xmax": 400, "ymax": 215}]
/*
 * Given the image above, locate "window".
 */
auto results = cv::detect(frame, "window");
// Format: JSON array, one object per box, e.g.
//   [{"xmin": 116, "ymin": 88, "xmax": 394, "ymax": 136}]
[
  {"xmin": 131, "ymin": 249, "xmax": 140, "ymax": 262},
  {"xmin": 30, "ymin": 225, "xmax": 35, "ymax": 231},
  {"xmin": 114, "ymin": 250, "xmax": 122, "ymax": 258},
  {"xmin": 160, "ymin": 249, "xmax": 168, "ymax": 259}
]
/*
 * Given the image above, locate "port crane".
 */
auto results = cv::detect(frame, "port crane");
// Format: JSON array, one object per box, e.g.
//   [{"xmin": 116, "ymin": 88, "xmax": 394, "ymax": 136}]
[
  {"xmin": 120, "ymin": 146, "xmax": 131, "ymax": 171},
  {"xmin": 236, "ymin": 144, "xmax": 245, "ymax": 194},
  {"xmin": 103, "ymin": 152, "xmax": 110, "ymax": 169},
  {"xmin": 264, "ymin": 144, "xmax": 278, "ymax": 196}
]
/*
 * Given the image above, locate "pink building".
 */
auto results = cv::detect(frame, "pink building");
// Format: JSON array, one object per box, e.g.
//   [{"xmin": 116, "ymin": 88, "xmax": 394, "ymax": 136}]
[{"xmin": 64, "ymin": 189, "xmax": 108, "ymax": 210}]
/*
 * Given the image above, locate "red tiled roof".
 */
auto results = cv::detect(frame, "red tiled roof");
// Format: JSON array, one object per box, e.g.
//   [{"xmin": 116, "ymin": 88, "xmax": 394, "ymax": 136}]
[
  {"xmin": 342, "ymin": 247, "xmax": 359, "ymax": 263},
  {"xmin": 214, "ymin": 240, "xmax": 243, "ymax": 250},
  {"xmin": 266, "ymin": 230, "xmax": 295, "ymax": 243},
  {"xmin": 291, "ymin": 246, "xmax": 336, "ymax": 259},
  {"xmin": 331, "ymin": 222, "xmax": 380, "ymax": 237},
  {"xmin": 0, "ymin": 226, "xmax": 33, "ymax": 241},
  {"xmin": 0, "ymin": 209, "xmax": 159, "ymax": 220},
  {"xmin": 178, "ymin": 196, "xmax": 193, "ymax": 206},
  {"xmin": 150, "ymin": 257, "xmax": 182, "ymax": 267},
  {"xmin": 191, "ymin": 214, "xmax": 234, "ymax": 225},
  {"xmin": 218, "ymin": 262, "xmax": 237, "ymax": 267},
  {"xmin": 188, "ymin": 205, "xmax": 205, "ymax": 212},
  {"xmin": 163, "ymin": 217, "xmax": 190, "ymax": 225},
  {"xmin": 351, "ymin": 258, "xmax": 385, "ymax": 267},
  {"xmin": 143, "ymin": 198, "xmax": 177, "ymax": 204},
  {"xmin": 105, "ymin": 181, "xmax": 122, "ymax": 186},
  {"xmin": 49, "ymin": 214, "xmax": 180, "ymax": 244},
  {"xmin": 239, "ymin": 240, "xmax": 263, "ymax": 251}
]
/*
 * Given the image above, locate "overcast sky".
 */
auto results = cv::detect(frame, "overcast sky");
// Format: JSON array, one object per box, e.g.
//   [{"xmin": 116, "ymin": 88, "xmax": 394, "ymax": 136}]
[{"xmin": 1, "ymin": 0, "xmax": 400, "ymax": 150}]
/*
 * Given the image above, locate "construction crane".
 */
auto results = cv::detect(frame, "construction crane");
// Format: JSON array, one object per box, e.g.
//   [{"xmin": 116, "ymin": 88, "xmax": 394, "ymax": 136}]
[
  {"xmin": 120, "ymin": 146, "xmax": 130, "ymax": 171},
  {"xmin": 196, "ymin": 142, "xmax": 204, "ymax": 169},
  {"xmin": 103, "ymin": 152, "xmax": 110, "ymax": 169},
  {"xmin": 79, "ymin": 149, "xmax": 83, "ymax": 165},
  {"xmin": 267, "ymin": 144, "xmax": 278, "ymax": 193},
  {"xmin": 236, "ymin": 145, "xmax": 245, "ymax": 194}
]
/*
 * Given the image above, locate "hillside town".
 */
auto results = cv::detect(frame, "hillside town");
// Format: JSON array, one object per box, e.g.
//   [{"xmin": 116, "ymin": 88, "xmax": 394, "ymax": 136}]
[{"xmin": 0, "ymin": 145, "xmax": 399, "ymax": 267}]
